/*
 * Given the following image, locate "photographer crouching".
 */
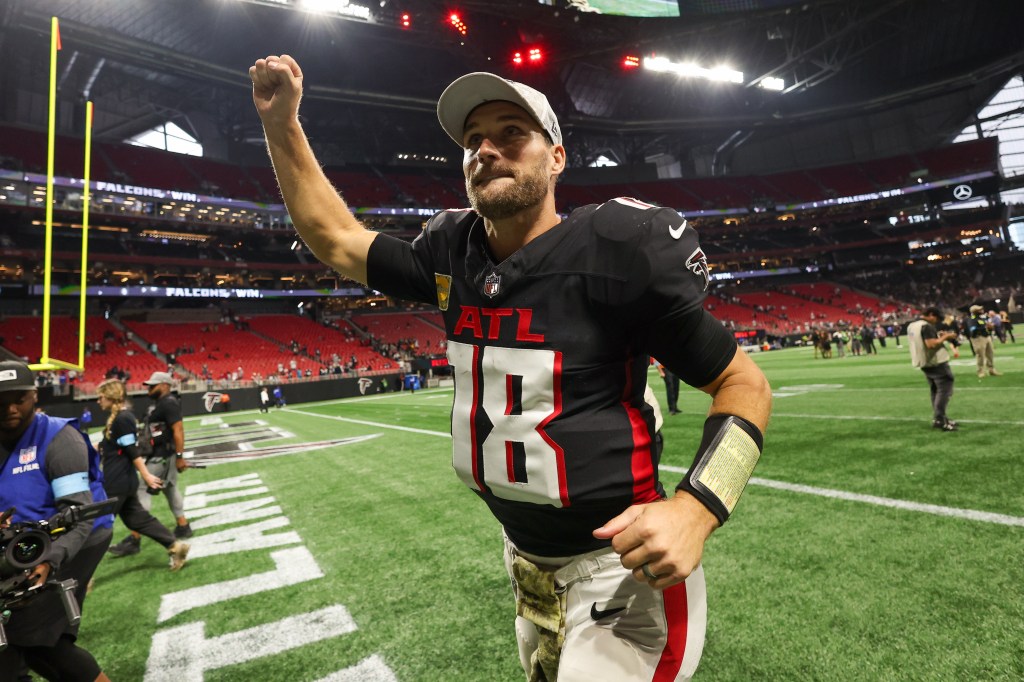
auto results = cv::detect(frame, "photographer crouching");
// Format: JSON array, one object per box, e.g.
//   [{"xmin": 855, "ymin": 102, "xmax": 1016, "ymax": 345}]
[{"xmin": 0, "ymin": 361, "xmax": 113, "ymax": 682}]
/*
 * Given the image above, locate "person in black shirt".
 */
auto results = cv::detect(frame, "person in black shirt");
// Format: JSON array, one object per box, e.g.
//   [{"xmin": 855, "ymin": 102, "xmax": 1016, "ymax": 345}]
[
  {"xmin": 655, "ymin": 359, "xmax": 681, "ymax": 415},
  {"xmin": 250, "ymin": 56, "xmax": 771, "ymax": 680},
  {"xmin": 96, "ymin": 379, "xmax": 189, "ymax": 570},
  {"xmin": 108, "ymin": 371, "xmax": 194, "ymax": 557}
]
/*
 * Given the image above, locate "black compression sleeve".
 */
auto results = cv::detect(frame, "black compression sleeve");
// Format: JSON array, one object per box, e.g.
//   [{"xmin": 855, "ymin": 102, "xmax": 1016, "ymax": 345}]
[
  {"xmin": 366, "ymin": 233, "xmax": 436, "ymax": 305},
  {"xmin": 643, "ymin": 307, "xmax": 738, "ymax": 388}
]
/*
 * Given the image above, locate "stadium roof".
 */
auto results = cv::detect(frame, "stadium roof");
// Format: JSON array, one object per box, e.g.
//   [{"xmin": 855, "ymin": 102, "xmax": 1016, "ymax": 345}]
[{"xmin": 2, "ymin": 0, "xmax": 1023, "ymax": 175}]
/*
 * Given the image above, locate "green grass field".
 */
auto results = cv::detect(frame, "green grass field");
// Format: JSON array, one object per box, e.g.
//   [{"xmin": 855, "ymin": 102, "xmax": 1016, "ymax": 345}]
[{"xmin": 77, "ymin": 341, "xmax": 1023, "ymax": 681}]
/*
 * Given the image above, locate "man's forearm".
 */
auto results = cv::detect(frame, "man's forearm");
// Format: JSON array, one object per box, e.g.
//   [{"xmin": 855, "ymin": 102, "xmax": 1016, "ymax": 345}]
[
  {"xmin": 263, "ymin": 120, "xmax": 376, "ymax": 283},
  {"xmin": 172, "ymin": 422, "xmax": 186, "ymax": 454},
  {"xmin": 708, "ymin": 380, "xmax": 771, "ymax": 432},
  {"xmin": 49, "ymin": 491, "xmax": 93, "ymax": 570},
  {"xmin": 704, "ymin": 353, "xmax": 772, "ymax": 432}
]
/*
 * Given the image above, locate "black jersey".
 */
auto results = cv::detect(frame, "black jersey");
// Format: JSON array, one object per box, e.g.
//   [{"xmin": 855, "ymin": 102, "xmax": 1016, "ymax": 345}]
[
  {"xmin": 99, "ymin": 410, "xmax": 140, "ymax": 490},
  {"xmin": 367, "ymin": 198, "xmax": 737, "ymax": 555},
  {"xmin": 148, "ymin": 393, "xmax": 182, "ymax": 457}
]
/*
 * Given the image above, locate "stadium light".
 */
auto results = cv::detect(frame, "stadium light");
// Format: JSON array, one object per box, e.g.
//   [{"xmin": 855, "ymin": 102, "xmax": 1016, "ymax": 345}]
[
  {"xmin": 759, "ymin": 77, "xmax": 785, "ymax": 91},
  {"xmin": 297, "ymin": 0, "xmax": 371, "ymax": 19},
  {"xmin": 512, "ymin": 46, "xmax": 544, "ymax": 67},
  {"xmin": 448, "ymin": 12, "xmax": 467, "ymax": 35},
  {"xmin": 643, "ymin": 56, "xmax": 743, "ymax": 84}
]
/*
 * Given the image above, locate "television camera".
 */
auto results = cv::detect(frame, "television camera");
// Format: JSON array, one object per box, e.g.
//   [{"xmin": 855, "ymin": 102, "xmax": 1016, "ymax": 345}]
[{"xmin": 0, "ymin": 499, "xmax": 117, "ymax": 650}]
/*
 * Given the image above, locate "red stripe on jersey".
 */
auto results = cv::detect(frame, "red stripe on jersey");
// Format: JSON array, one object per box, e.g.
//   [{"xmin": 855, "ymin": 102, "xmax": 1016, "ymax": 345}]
[
  {"xmin": 624, "ymin": 403, "xmax": 657, "ymax": 502},
  {"xmin": 505, "ymin": 374, "xmax": 515, "ymax": 415},
  {"xmin": 505, "ymin": 440, "xmax": 516, "ymax": 483},
  {"xmin": 536, "ymin": 351, "xmax": 569, "ymax": 507},
  {"xmin": 652, "ymin": 582, "xmax": 689, "ymax": 682},
  {"xmin": 622, "ymin": 360, "xmax": 658, "ymax": 503},
  {"xmin": 469, "ymin": 344, "xmax": 484, "ymax": 491}
]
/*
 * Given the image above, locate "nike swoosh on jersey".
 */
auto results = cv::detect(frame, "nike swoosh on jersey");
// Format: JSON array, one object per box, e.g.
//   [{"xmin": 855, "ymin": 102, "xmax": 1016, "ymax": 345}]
[
  {"xmin": 668, "ymin": 220, "xmax": 688, "ymax": 240},
  {"xmin": 590, "ymin": 603, "xmax": 627, "ymax": 620}
]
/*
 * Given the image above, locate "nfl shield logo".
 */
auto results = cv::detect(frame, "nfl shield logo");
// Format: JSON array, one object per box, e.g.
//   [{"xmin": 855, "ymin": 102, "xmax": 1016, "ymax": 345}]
[
  {"xmin": 484, "ymin": 273, "xmax": 501, "ymax": 298},
  {"xmin": 19, "ymin": 446, "xmax": 37, "ymax": 465}
]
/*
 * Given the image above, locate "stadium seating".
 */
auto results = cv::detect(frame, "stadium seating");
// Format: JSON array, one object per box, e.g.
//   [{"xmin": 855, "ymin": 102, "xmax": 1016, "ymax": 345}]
[
  {"xmin": 121, "ymin": 320, "xmax": 323, "ymax": 381},
  {"xmin": 0, "ymin": 315, "xmax": 166, "ymax": 389},
  {"xmin": 349, "ymin": 312, "xmax": 447, "ymax": 355},
  {"xmin": 704, "ymin": 295, "xmax": 785, "ymax": 330},
  {"xmin": 243, "ymin": 314, "xmax": 395, "ymax": 371},
  {"xmin": 1, "ymin": 124, "xmax": 998, "ymax": 214},
  {"xmin": 101, "ymin": 141, "xmax": 198, "ymax": 192}
]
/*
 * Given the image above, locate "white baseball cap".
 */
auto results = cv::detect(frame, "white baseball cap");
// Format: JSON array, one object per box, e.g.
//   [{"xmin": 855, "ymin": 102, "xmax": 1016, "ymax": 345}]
[
  {"xmin": 437, "ymin": 72, "xmax": 562, "ymax": 148},
  {"xmin": 143, "ymin": 371, "xmax": 175, "ymax": 386}
]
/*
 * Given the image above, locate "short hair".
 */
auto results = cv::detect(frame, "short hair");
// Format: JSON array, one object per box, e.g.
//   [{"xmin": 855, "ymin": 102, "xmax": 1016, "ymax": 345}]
[{"xmin": 922, "ymin": 307, "xmax": 942, "ymax": 318}]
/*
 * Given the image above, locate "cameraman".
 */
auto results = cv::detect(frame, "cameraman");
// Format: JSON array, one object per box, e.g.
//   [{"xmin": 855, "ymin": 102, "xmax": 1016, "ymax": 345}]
[
  {"xmin": 907, "ymin": 308, "xmax": 959, "ymax": 431},
  {"xmin": 0, "ymin": 361, "xmax": 113, "ymax": 681}
]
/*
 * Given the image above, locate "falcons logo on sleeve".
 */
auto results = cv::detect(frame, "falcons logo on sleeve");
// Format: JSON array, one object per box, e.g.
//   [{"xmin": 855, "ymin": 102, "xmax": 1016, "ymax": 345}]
[{"xmin": 685, "ymin": 247, "xmax": 710, "ymax": 291}]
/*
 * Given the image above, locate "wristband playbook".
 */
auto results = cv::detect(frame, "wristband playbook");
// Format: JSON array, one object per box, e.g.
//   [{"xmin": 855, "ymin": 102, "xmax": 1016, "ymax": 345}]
[{"xmin": 676, "ymin": 414, "xmax": 764, "ymax": 525}]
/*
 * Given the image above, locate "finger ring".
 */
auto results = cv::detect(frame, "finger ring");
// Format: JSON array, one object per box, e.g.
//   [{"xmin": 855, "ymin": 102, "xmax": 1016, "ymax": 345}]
[{"xmin": 641, "ymin": 563, "xmax": 658, "ymax": 580}]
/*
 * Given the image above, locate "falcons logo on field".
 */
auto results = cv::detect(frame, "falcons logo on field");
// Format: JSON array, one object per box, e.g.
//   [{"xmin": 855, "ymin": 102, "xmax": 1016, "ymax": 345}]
[
  {"xmin": 203, "ymin": 392, "xmax": 223, "ymax": 413},
  {"xmin": 358, "ymin": 378, "xmax": 374, "ymax": 395},
  {"xmin": 685, "ymin": 247, "xmax": 710, "ymax": 291}
]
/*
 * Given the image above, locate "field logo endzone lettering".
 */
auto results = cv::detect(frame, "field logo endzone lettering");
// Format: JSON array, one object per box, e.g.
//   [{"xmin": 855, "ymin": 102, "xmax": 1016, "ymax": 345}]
[{"xmin": 143, "ymin": 472, "xmax": 397, "ymax": 682}]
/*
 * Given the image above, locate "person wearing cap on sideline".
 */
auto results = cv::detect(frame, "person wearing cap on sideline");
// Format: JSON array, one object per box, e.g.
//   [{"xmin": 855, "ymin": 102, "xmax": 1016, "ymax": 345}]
[
  {"xmin": 250, "ymin": 55, "xmax": 771, "ymax": 681},
  {"xmin": 0, "ymin": 361, "xmax": 114, "ymax": 681},
  {"xmin": 906, "ymin": 307, "xmax": 960, "ymax": 431},
  {"xmin": 107, "ymin": 371, "xmax": 193, "ymax": 559},
  {"xmin": 967, "ymin": 304, "xmax": 1001, "ymax": 378},
  {"xmin": 96, "ymin": 378, "xmax": 190, "ymax": 570}
]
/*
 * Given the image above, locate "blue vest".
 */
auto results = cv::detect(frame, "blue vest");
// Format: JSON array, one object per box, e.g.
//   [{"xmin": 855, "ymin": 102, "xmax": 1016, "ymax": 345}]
[{"xmin": 0, "ymin": 413, "xmax": 114, "ymax": 530}]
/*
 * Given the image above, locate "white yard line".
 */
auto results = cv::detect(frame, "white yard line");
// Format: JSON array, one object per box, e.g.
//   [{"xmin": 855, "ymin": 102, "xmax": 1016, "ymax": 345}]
[
  {"xmin": 288, "ymin": 407, "xmax": 1023, "ymax": 527},
  {"xmin": 286, "ymin": 408, "xmax": 452, "ymax": 438},
  {"xmin": 766, "ymin": 412, "xmax": 1024, "ymax": 426},
  {"xmin": 660, "ymin": 465, "xmax": 1024, "ymax": 528}
]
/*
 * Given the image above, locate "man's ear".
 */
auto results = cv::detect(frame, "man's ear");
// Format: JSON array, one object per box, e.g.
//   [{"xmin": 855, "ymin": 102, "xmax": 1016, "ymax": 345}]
[{"xmin": 550, "ymin": 144, "xmax": 566, "ymax": 176}]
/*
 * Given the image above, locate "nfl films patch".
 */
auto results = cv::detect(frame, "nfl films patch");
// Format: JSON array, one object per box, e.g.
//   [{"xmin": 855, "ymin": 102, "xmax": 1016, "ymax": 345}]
[
  {"xmin": 435, "ymin": 273, "xmax": 452, "ymax": 311},
  {"xmin": 19, "ymin": 446, "xmax": 37, "ymax": 465},
  {"xmin": 484, "ymin": 272, "xmax": 501, "ymax": 298}
]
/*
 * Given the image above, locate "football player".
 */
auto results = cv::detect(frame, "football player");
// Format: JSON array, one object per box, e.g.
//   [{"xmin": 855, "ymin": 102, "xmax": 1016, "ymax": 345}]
[{"xmin": 251, "ymin": 55, "xmax": 772, "ymax": 681}]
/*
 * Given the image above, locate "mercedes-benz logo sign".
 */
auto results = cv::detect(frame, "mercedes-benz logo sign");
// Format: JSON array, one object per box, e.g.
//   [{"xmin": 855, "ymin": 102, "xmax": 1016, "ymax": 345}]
[{"xmin": 952, "ymin": 184, "xmax": 973, "ymax": 201}]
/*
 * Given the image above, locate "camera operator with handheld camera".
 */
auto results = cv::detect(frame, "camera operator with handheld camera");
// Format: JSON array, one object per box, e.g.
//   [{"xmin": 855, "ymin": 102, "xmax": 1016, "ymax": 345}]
[{"xmin": 0, "ymin": 361, "xmax": 113, "ymax": 681}]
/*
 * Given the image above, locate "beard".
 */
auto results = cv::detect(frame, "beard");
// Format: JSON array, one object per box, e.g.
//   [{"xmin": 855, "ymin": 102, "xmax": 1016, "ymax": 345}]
[{"xmin": 466, "ymin": 159, "xmax": 550, "ymax": 220}]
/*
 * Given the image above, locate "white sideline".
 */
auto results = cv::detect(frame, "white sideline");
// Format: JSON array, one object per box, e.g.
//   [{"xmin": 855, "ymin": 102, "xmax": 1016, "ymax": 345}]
[
  {"xmin": 287, "ymin": 407, "xmax": 452, "ymax": 438},
  {"xmin": 660, "ymin": 465, "xmax": 1024, "ymax": 527},
  {"xmin": 288, "ymin": 408, "xmax": 1024, "ymax": 527},
  {"xmin": 769, "ymin": 412, "xmax": 1024, "ymax": 426}
]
